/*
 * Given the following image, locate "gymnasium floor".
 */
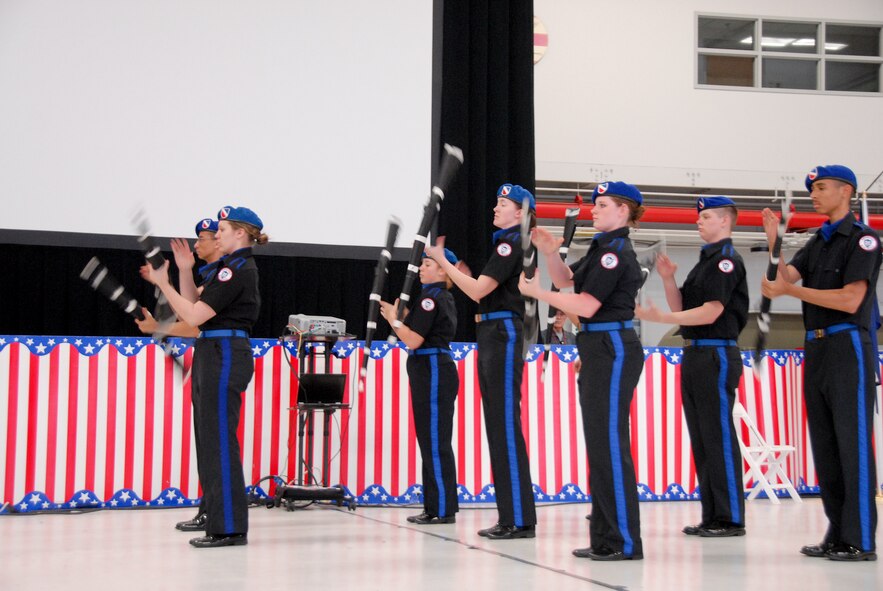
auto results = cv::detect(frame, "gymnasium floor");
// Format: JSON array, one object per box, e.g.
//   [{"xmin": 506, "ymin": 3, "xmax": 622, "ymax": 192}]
[{"xmin": 2, "ymin": 498, "xmax": 880, "ymax": 591}]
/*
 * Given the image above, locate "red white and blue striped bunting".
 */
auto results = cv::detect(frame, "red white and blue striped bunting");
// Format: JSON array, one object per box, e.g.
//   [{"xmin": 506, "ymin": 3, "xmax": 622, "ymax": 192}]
[{"xmin": 3, "ymin": 336, "xmax": 881, "ymax": 512}]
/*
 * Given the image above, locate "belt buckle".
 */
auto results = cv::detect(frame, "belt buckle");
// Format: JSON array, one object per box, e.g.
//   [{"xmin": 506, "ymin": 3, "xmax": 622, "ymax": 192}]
[
  {"xmin": 684, "ymin": 339, "xmax": 693, "ymax": 347},
  {"xmin": 813, "ymin": 328, "xmax": 825, "ymax": 339},
  {"xmin": 474, "ymin": 314, "xmax": 481, "ymax": 323}
]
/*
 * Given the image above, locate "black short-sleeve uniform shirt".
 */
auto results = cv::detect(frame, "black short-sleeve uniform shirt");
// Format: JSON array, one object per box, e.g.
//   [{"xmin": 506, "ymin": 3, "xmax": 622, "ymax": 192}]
[
  {"xmin": 570, "ymin": 227, "xmax": 642, "ymax": 323},
  {"xmin": 478, "ymin": 226, "xmax": 525, "ymax": 316},
  {"xmin": 679, "ymin": 238, "xmax": 749, "ymax": 340},
  {"xmin": 789, "ymin": 212, "xmax": 882, "ymax": 330},
  {"xmin": 404, "ymin": 282, "xmax": 457, "ymax": 349},
  {"xmin": 198, "ymin": 247, "xmax": 261, "ymax": 333}
]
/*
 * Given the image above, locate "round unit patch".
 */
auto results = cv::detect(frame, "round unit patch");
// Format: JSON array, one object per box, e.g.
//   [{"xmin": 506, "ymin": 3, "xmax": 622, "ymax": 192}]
[
  {"xmin": 217, "ymin": 268, "xmax": 234, "ymax": 282},
  {"xmin": 718, "ymin": 259, "xmax": 735, "ymax": 274},
  {"xmin": 497, "ymin": 243, "xmax": 512, "ymax": 257},
  {"xmin": 859, "ymin": 235, "xmax": 879, "ymax": 252},
  {"xmin": 600, "ymin": 253, "xmax": 619, "ymax": 269},
  {"xmin": 807, "ymin": 168, "xmax": 818, "ymax": 181},
  {"xmin": 596, "ymin": 182, "xmax": 609, "ymax": 195},
  {"xmin": 420, "ymin": 298, "xmax": 436, "ymax": 311}
]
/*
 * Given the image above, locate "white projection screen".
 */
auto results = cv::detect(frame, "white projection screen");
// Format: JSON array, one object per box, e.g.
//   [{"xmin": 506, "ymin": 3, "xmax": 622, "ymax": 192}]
[{"xmin": 0, "ymin": 1, "xmax": 432, "ymax": 247}]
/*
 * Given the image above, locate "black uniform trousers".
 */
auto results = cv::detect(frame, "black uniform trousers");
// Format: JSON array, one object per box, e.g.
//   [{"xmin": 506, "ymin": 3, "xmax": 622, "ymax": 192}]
[
  {"xmin": 804, "ymin": 330, "xmax": 878, "ymax": 551},
  {"xmin": 578, "ymin": 329, "xmax": 643, "ymax": 557},
  {"xmin": 407, "ymin": 353, "xmax": 460, "ymax": 518},
  {"xmin": 192, "ymin": 336, "xmax": 254, "ymax": 536},
  {"xmin": 681, "ymin": 345, "xmax": 745, "ymax": 527},
  {"xmin": 476, "ymin": 318, "xmax": 537, "ymax": 527}
]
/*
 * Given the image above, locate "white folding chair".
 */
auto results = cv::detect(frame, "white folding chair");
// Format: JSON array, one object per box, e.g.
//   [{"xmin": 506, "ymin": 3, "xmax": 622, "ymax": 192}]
[{"xmin": 732, "ymin": 402, "xmax": 801, "ymax": 504}]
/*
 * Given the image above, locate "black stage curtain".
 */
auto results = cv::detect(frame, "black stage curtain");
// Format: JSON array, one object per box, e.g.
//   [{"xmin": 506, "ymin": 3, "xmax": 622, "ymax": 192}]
[
  {"xmin": 0, "ymin": 243, "xmax": 406, "ymax": 340},
  {"xmin": 434, "ymin": 0, "xmax": 536, "ymax": 342},
  {"xmin": 0, "ymin": 2, "xmax": 534, "ymax": 343}
]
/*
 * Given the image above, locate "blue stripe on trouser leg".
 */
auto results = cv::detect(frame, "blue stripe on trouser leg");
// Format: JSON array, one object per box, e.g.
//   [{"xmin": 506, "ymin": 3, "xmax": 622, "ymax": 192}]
[
  {"xmin": 608, "ymin": 331, "xmax": 634, "ymax": 556},
  {"xmin": 429, "ymin": 355, "xmax": 446, "ymax": 517},
  {"xmin": 716, "ymin": 347, "xmax": 740, "ymax": 524},
  {"xmin": 218, "ymin": 339, "xmax": 234, "ymax": 532},
  {"xmin": 503, "ymin": 318, "xmax": 524, "ymax": 526},
  {"xmin": 849, "ymin": 331, "xmax": 872, "ymax": 550}
]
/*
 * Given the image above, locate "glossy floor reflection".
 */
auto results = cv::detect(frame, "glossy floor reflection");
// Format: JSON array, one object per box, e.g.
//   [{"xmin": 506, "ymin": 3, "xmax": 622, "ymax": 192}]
[{"xmin": 2, "ymin": 498, "xmax": 881, "ymax": 590}]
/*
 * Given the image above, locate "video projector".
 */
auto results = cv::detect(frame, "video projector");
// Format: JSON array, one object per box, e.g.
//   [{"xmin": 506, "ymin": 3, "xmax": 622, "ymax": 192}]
[{"xmin": 288, "ymin": 314, "xmax": 347, "ymax": 336}]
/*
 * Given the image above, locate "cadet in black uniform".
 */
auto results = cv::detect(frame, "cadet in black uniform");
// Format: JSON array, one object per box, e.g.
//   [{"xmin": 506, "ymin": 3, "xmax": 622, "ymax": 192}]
[
  {"xmin": 137, "ymin": 218, "xmax": 221, "ymax": 533},
  {"xmin": 636, "ymin": 196, "xmax": 748, "ymax": 538},
  {"xmin": 425, "ymin": 183, "xmax": 537, "ymax": 539},
  {"xmin": 380, "ymin": 249, "xmax": 460, "ymax": 524},
  {"xmin": 149, "ymin": 205, "xmax": 267, "ymax": 548},
  {"xmin": 521, "ymin": 181, "xmax": 645, "ymax": 560},
  {"xmin": 762, "ymin": 165, "xmax": 880, "ymax": 561}
]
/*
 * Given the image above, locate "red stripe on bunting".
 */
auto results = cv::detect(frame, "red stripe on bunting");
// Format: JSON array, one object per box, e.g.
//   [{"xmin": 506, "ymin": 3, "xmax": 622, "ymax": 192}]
[
  {"xmin": 753, "ymin": 370, "xmax": 766, "ymax": 437},
  {"xmin": 46, "ymin": 347, "xmax": 60, "ymax": 500},
  {"xmin": 536, "ymin": 360, "xmax": 547, "ymax": 495},
  {"xmin": 472, "ymin": 357, "xmax": 482, "ymax": 491},
  {"xmin": 65, "ymin": 346, "xmax": 79, "ymax": 501},
  {"xmin": 123, "ymin": 355, "xmax": 137, "ymax": 490},
  {"xmin": 252, "ymin": 355, "xmax": 264, "ymax": 486},
  {"xmin": 4, "ymin": 343, "xmax": 20, "ymax": 504},
  {"xmin": 104, "ymin": 348, "xmax": 118, "ymax": 500},
  {"xmin": 160, "ymin": 355, "xmax": 174, "ymax": 491},
  {"xmin": 143, "ymin": 350, "xmax": 156, "ymax": 500},
  {"xmin": 552, "ymin": 356, "xmax": 563, "ymax": 493},
  {"xmin": 26, "ymin": 352, "xmax": 40, "ymax": 494},
  {"xmin": 456, "ymin": 358, "xmax": 466, "ymax": 487},
  {"xmin": 288, "ymin": 368, "xmax": 300, "ymax": 486},
  {"xmin": 567, "ymin": 364, "xmax": 579, "ymax": 486},
  {"xmin": 390, "ymin": 350, "xmax": 400, "ymax": 494},
  {"xmin": 645, "ymin": 357, "xmax": 656, "ymax": 491},
  {"xmin": 673, "ymin": 361, "xmax": 683, "ymax": 489},
  {"xmin": 85, "ymin": 355, "xmax": 98, "ymax": 493},
  {"xmin": 269, "ymin": 349, "xmax": 281, "ymax": 495},
  {"xmin": 356, "ymin": 350, "xmax": 367, "ymax": 494},
  {"xmin": 660, "ymin": 357, "xmax": 668, "ymax": 491},
  {"xmin": 180, "ymin": 353, "xmax": 193, "ymax": 496}
]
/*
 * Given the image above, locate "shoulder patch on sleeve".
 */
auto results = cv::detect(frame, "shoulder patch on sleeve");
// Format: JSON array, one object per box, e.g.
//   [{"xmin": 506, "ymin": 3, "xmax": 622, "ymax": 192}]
[
  {"xmin": 217, "ymin": 268, "xmax": 234, "ymax": 282},
  {"xmin": 496, "ymin": 243, "xmax": 512, "ymax": 257},
  {"xmin": 717, "ymin": 259, "xmax": 735, "ymax": 273},
  {"xmin": 859, "ymin": 235, "xmax": 879, "ymax": 252},
  {"xmin": 600, "ymin": 252, "xmax": 619, "ymax": 269},
  {"xmin": 420, "ymin": 298, "xmax": 436, "ymax": 311}
]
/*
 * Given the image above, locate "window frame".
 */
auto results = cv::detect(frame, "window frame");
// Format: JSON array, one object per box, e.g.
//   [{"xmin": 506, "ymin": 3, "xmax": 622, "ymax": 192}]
[{"xmin": 695, "ymin": 13, "xmax": 883, "ymax": 96}]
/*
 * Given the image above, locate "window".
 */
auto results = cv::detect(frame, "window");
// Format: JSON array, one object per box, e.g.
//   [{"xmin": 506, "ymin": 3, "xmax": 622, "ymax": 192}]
[{"xmin": 697, "ymin": 15, "xmax": 882, "ymax": 95}]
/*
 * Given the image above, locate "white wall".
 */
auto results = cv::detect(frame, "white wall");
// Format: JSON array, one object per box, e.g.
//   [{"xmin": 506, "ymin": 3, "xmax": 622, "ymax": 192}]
[
  {"xmin": 0, "ymin": 1, "xmax": 431, "ymax": 246},
  {"xmin": 533, "ymin": 0, "xmax": 883, "ymax": 191}
]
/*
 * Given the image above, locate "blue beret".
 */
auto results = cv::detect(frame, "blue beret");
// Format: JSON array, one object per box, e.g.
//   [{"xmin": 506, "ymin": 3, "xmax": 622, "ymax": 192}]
[
  {"xmin": 497, "ymin": 183, "xmax": 536, "ymax": 211},
  {"xmin": 423, "ymin": 248, "xmax": 458, "ymax": 266},
  {"xmin": 697, "ymin": 196, "xmax": 736, "ymax": 213},
  {"xmin": 592, "ymin": 181, "xmax": 643, "ymax": 205},
  {"xmin": 194, "ymin": 218, "xmax": 219, "ymax": 236},
  {"xmin": 218, "ymin": 205, "xmax": 263, "ymax": 231},
  {"xmin": 805, "ymin": 165, "xmax": 856, "ymax": 192}
]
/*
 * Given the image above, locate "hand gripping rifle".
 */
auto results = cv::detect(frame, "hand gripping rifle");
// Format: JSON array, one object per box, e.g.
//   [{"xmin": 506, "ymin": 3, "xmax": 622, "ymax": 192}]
[
  {"xmin": 391, "ymin": 144, "xmax": 464, "ymax": 331},
  {"xmin": 359, "ymin": 217, "xmax": 401, "ymax": 392},
  {"xmin": 753, "ymin": 190, "xmax": 792, "ymax": 376},
  {"xmin": 540, "ymin": 207, "xmax": 580, "ymax": 373}
]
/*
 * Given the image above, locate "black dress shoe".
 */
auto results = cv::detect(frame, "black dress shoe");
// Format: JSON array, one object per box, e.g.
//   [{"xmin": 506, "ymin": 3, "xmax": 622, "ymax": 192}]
[
  {"xmin": 482, "ymin": 524, "xmax": 536, "ymax": 540},
  {"xmin": 826, "ymin": 544, "xmax": 877, "ymax": 561},
  {"xmin": 582, "ymin": 546, "xmax": 643, "ymax": 561},
  {"xmin": 698, "ymin": 524, "xmax": 746, "ymax": 538},
  {"xmin": 176, "ymin": 512, "xmax": 207, "ymax": 532},
  {"xmin": 189, "ymin": 534, "xmax": 248, "ymax": 548},
  {"xmin": 572, "ymin": 547, "xmax": 593, "ymax": 558},
  {"xmin": 800, "ymin": 541, "xmax": 836, "ymax": 557},
  {"xmin": 407, "ymin": 512, "xmax": 455, "ymax": 525},
  {"xmin": 682, "ymin": 523, "xmax": 704, "ymax": 536},
  {"xmin": 478, "ymin": 523, "xmax": 500, "ymax": 537}
]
